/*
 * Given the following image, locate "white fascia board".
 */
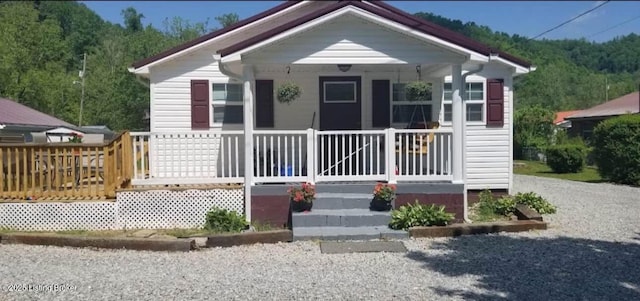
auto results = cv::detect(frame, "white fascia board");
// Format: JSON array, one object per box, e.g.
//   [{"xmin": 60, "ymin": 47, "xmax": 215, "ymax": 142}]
[
  {"xmin": 491, "ymin": 55, "xmax": 532, "ymax": 75},
  {"xmin": 127, "ymin": 1, "xmax": 308, "ymax": 73},
  {"xmin": 223, "ymin": 6, "xmax": 488, "ymax": 64}
]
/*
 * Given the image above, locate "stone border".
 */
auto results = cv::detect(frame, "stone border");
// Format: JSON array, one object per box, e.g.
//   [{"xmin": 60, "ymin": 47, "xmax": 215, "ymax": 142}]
[
  {"xmin": 0, "ymin": 233, "xmax": 195, "ymax": 252},
  {"xmin": 206, "ymin": 230, "xmax": 293, "ymax": 248},
  {"xmin": 408, "ymin": 220, "xmax": 548, "ymax": 238}
]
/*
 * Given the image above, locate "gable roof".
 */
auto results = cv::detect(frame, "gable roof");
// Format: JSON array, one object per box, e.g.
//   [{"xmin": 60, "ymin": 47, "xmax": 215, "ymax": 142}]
[
  {"xmin": 0, "ymin": 97, "xmax": 74, "ymax": 128},
  {"xmin": 554, "ymin": 110, "xmax": 582, "ymax": 125},
  {"xmin": 566, "ymin": 92, "xmax": 640, "ymax": 120},
  {"xmin": 131, "ymin": 0, "xmax": 532, "ymax": 70}
]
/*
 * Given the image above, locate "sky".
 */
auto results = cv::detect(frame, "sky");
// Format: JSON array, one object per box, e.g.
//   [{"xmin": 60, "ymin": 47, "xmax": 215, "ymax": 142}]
[{"xmin": 82, "ymin": 1, "xmax": 640, "ymax": 43}]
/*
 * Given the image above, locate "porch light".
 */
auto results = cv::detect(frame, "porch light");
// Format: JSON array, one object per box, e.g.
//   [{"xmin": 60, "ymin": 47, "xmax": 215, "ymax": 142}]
[{"xmin": 337, "ymin": 64, "xmax": 352, "ymax": 72}]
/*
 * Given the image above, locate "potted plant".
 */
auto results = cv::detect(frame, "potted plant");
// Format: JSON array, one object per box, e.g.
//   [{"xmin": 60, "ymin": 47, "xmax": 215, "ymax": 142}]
[
  {"xmin": 288, "ymin": 182, "xmax": 315, "ymax": 212},
  {"xmin": 68, "ymin": 132, "xmax": 83, "ymax": 156},
  {"xmin": 277, "ymin": 81, "xmax": 302, "ymax": 104},
  {"xmin": 370, "ymin": 182, "xmax": 396, "ymax": 211},
  {"xmin": 404, "ymin": 81, "xmax": 432, "ymax": 102}
]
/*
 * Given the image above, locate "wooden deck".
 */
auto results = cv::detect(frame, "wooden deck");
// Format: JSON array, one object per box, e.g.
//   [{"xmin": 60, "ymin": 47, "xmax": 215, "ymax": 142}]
[{"xmin": 1, "ymin": 132, "xmax": 132, "ymax": 202}]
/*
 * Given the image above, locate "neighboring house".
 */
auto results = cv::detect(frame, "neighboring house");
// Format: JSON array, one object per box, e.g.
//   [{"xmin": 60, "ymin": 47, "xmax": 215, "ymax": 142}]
[
  {"xmin": 554, "ymin": 110, "xmax": 582, "ymax": 129},
  {"xmin": 128, "ymin": 0, "xmax": 535, "ymax": 221},
  {"xmin": 0, "ymin": 97, "xmax": 114, "ymax": 142},
  {"xmin": 565, "ymin": 91, "xmax": 640, "ymax": 141}
]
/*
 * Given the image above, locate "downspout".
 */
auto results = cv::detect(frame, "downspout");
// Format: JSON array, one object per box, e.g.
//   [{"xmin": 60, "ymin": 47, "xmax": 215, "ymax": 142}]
[
  {"xmin": 213, "ymin": 54, "xmax": 242, "ymax": 80},
  {"xmin": 460, "ymin": 62, "xmax": 485, "ymax": 223},
  {"xmin": 213, "ymin": 54, "xmax": 254, "ymax": 224}
]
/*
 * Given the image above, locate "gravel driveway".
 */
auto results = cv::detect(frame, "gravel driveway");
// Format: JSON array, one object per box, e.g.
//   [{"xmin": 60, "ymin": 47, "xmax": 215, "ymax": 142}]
[{"xmin": 1, "ymin": 175, "xmax": 639, "ymax": 301}]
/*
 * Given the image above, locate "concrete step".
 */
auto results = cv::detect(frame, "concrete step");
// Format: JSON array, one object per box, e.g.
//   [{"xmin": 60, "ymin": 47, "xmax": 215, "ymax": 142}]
[
  {"xmin": 293, "ymin": 226, "xmax": 408, "ymax": 241},
  {"xmin": 314, "ymin": 184, "xmax": 378, "ymax": 194},
  {"xmin": 293, "ymin": 209, "xmax": 391, "ymax": 227},
  {"xmin": 313, "ymin": 193, "xmax": 373, "ymax": 210}
]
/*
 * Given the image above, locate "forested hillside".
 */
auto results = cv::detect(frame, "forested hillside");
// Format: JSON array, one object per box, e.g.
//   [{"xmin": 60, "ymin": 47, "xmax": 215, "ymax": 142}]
[{"xmin": 0, "ymin": 1, "xmax": 638, "ymax": 130}]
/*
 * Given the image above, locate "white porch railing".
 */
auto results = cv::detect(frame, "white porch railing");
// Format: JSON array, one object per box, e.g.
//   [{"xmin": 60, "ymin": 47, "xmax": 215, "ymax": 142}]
[
  {"xmin": 315, "ymin": 130, "xmax": 387, "ymax": 182},
  {"xmin": 130, "ymin": 128, "xmax": 454, "ymax": 186},
  {"xmin": 130, "ymin": 131, "xmax": 244, "ymax": 185},
  {"xmin": 253, "ymin": 130, "xmax": 309, "ymax": 183}
]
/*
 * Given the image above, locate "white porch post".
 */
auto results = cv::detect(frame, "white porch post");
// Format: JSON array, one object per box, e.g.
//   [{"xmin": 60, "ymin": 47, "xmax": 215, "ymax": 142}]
[
  {"xmin": 243, "ymin": 65, "xmax": 255, "ymax": 223},
  {"xmin": 451, "ymin": 64, "xmax": 464, "ymax": 184},
  {"xmin": 306, "ymin": 128, "xmax": 315, "ymax": 184},
  {"xmin": 386, "ymin": 127, "xmax": 397, "ymax": 184}
]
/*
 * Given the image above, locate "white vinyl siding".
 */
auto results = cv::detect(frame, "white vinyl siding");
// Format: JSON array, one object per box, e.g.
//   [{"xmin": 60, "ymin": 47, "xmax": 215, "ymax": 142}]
[
  {"xmin": 243, "ymin": 14, "xmax": 463, "ymax": 65},
  {"xmin": 441, "ymin": 65, "xmax": 512, "ymax": 191}
]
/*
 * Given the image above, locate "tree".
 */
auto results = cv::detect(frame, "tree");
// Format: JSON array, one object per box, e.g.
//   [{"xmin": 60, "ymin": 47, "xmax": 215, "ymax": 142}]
[
  {"xmin": 121, "ymin": 7, "xmax": 144, "ymax": 32},
  {"xmin": 215, "ymin": 13, "xmax": 238, "ymax": 28},
  {"xmin": 513, "ymin": 106, "xmax": 555, "ymax": 159}
]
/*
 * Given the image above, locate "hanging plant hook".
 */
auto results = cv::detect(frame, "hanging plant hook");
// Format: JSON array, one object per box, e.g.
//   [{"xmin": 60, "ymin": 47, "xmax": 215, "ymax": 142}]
[
  {"xmin": 286, "ymin": 65, "xmax": 291, "ymax": 74},
  {"xmin": 416, "ymin": 65, "xmax": 421, "ymax": 81}
]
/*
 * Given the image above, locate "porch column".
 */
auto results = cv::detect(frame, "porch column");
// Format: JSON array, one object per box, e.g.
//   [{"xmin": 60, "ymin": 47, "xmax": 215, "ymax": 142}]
[
  {"xmin": 243, "ymin": 64, "xmax": 255, "ymax": 223},
  {"xmin": 451, "ymin": 64, "xmax": 464, "ymax": 184}
]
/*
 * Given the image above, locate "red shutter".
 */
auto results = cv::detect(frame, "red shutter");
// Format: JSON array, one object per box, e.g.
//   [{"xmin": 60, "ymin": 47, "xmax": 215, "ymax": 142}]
[
  {"xmin": 372, "ymin": 80, "xmax": 390, "ymax": 128},
  {"xmin": 191, "ymin": 79, "xmax": 210, "ymax": 130},
  {"xmin": 486, "ymin": 79, "xmax": 504, "ymax": 127}
]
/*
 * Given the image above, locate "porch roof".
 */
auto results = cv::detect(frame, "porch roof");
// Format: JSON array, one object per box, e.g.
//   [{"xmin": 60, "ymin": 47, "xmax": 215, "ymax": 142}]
[{"xmin": 130, "ymin": 0, "xmax": 533, "ymax": 72}]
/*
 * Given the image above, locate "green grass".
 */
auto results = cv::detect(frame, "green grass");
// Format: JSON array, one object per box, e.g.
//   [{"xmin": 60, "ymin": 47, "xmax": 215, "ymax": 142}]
[{"xmin": 514, "ymin": 160, "xmax": 603, "ymax": 183}]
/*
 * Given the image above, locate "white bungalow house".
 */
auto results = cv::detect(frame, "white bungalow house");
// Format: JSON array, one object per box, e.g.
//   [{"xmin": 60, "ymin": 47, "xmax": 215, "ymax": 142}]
[{"xmin": 128, "ymin": 0, "xmax": 534, "ymax": 223}]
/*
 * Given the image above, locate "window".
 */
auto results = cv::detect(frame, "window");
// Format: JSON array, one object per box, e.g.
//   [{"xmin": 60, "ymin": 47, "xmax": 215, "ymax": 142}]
[
  {"xmin": 442, "ymin": 82, "xmax": 484, "ymax": 122},
  {"xmin": 212, "ymin": 83, "xmax": 243, "ymax": 125},
  {"xmin": 324, "ymin": 82, "xmax": 356, "ymax": 103},
  {"xmin": 392, "ymin": 83, "xmax": 432, "ymax": 124}
]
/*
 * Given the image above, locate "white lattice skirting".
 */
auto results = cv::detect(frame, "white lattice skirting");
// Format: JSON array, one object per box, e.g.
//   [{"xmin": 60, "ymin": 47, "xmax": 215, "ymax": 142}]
[{"xmin": 0, "ymin": 188, "xmax": 244, "ymax": 231}]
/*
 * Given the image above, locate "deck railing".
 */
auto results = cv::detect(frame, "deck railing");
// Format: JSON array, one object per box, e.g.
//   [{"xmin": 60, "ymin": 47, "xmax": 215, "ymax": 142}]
[{"xmin": 0, "ymin": 132, "xmax": 132, "ymax": 199}]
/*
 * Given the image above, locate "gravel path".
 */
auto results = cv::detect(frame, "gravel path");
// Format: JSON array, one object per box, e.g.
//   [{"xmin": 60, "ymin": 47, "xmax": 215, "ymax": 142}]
[{"xmin": 1, "ymin": 175, "xmax": 639, "ymax": 300}]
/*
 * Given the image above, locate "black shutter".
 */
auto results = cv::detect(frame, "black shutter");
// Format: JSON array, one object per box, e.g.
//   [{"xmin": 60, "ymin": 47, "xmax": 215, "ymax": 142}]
[
  {"xmin": 372, "ymin": 80, "xmax": 390, "ymax": 128},
  {"xmin": 486, "ymin": 79, "xmax": 504, "ymax": 127},
  {"xmin": 255, "ymin": 80, "xmax": 274, "ymax": 128},
  {"xmin": 190, "ymin": 79, "xmax": 209, "ymax": 130}
]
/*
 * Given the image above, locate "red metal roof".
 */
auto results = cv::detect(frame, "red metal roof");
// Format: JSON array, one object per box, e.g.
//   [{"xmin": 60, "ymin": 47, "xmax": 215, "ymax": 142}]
[
  {"xmin": 132, "ymin": 0, "xmax": 532, "ymax": 69},
  {"xmin": 566, "ymin": 92, "xmax": 640, "ymax": 120},
  {"xmin": 554, "ymin": 110, "xmax": 583, "ymax": 124},
  {"xmin": 0, "ymin": 97, "xmax": 74, "ymax": 128}
]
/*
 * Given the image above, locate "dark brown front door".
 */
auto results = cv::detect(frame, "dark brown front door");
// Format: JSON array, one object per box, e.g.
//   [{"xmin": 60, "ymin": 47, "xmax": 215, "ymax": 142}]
[
  {"xmin": 319, "ymin": 76, "xmax": 361, "ymax": 130},
  {"xmin": 318, "ymin": 77, "xmax": 362, "ymax": 176}
]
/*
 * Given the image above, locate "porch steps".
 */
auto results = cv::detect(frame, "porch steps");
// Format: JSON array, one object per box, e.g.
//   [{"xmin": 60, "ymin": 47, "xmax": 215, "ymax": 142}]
[{"xmin": 292, "ymin": 190, "xmax": 408, "ymax": 241}]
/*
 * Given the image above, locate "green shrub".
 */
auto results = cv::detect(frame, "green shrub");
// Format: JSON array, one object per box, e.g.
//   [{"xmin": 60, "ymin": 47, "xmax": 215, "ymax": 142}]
[
  {"xmin": 545, "ymin": 144, "xmax": 586, "ymax": 173},
  {"xmin": 592, "ymin": 114, "xmax": 640, "ymax": 185},
  {"xmin": 513, "ymin": 192, "xmax": 557, "ymax": 214},
  {"xmin": 494, "ymin": 196, "xmax": 517, "ymax": 216},
  {"xmin": 475, "ymin": 189, "xmax": 516, "ymax": 219},
  {"xmin": 389, "ymin": 201, "xmax": 454, "ymax": 230},
  {"xmin": 204, "ymin": 207, "xmax": 248, "ymax": 233}
]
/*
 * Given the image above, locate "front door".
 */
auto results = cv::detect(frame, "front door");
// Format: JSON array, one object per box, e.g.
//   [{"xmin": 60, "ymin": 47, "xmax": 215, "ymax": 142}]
[
  {"xmin": 319, "ymin": 76, "xmax": 361, "ymax": 130},
  {"xmin": 318, "ymin": 76, "xmax": 362, "ymax": 178}
]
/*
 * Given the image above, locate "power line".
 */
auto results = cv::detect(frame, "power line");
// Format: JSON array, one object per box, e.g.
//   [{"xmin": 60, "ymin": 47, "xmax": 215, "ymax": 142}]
[
  {"xmin": 530, "ymin": 1, "xmax": 610, "ymax": 40},
  {"xmin": 586, "ymin": 14, "xmax": 640, "ymax": 39}
]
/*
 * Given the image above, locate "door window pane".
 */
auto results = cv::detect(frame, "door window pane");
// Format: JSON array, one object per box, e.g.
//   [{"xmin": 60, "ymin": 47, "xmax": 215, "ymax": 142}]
[{"xmin": 324, "ymin": 82, "xmax": 356, "ymax": 102}]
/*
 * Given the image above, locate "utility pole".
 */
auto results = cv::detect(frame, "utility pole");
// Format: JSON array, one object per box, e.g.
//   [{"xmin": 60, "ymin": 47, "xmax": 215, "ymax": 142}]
[
  {"xmin": 605, "ymin": 76, "xmax": 609, "ymax": 102},
  {"xmin": 78, "ymin": 52, "xmax": 87, "ymax": 127}
]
